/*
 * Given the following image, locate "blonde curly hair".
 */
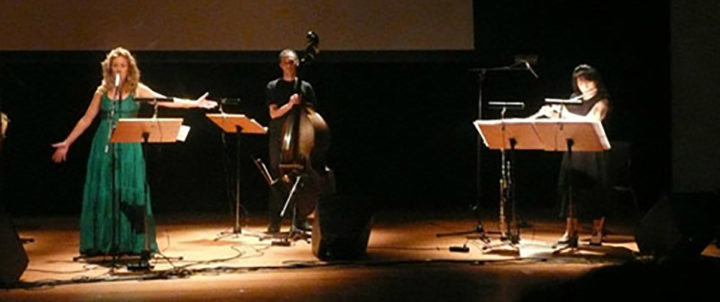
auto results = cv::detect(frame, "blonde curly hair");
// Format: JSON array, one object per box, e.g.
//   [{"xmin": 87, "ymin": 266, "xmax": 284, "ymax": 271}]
[{"xmin": 96, "ymin": 47, "xmax": 140, "ymax": 95}]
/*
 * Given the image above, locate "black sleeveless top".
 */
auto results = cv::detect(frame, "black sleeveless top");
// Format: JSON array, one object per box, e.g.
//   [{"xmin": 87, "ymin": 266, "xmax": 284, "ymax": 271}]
[{"xmin": 566, "ymin": 93, "xmax": 608, "ymax": 120}]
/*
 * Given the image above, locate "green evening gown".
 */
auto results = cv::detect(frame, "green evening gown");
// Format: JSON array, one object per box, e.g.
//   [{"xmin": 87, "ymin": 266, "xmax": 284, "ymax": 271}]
[{"xmin": 79, "ymin": 94, "xmax": 158, "ymax": 256}]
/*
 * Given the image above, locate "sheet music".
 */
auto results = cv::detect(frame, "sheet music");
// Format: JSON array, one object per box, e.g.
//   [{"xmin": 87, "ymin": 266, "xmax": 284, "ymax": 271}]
[
  {"xmin": 176, "ymin": 125, "xmax": 191, "ymax": 142},
  {"xmin": 474, "ymin": 118, "xmax": 610, "ymax": 151}
]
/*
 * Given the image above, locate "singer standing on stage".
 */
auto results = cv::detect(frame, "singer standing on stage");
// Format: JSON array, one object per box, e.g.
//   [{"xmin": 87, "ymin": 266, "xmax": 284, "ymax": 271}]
[
  {"xmin": 51, "ymin": 47, "xmax": 216, "ymax": 256},
  {"xmin": 265, "ymin": 49, "xmax": 317, "ymax": 233},
  {"xmin": 534, "ymin": 64, "xmax": 610, "ymax": 246}
]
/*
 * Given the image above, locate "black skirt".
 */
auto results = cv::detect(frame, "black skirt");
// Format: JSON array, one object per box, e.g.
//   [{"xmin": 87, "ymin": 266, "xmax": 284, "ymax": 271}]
[{"xmin": 557, "ymin": 150, "xmax": 610, "ymax": 220}]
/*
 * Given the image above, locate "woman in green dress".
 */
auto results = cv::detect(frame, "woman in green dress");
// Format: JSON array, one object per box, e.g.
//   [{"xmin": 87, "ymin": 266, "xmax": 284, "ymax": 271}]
[{"xmin": 51, "ymin": 47, "xmax": 216, "ymax": 256}]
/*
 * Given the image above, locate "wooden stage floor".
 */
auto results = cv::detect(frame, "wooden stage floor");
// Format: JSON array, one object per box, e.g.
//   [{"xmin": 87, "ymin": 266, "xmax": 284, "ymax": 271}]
[{"xmin": 2, "ymin": 208, "xmax": 719, "ymax": 301}]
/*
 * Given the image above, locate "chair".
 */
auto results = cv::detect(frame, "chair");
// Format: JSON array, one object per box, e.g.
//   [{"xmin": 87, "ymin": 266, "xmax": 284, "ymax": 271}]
[{"xmin": 608, "ymin": 141, "xmax": 639, "ymax": 212}]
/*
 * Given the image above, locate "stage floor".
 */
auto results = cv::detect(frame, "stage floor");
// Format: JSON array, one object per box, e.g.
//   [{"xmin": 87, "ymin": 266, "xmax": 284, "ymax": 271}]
[{"xmin": 2, "ymin": 208, "xmax": 719, "ymax": 301}]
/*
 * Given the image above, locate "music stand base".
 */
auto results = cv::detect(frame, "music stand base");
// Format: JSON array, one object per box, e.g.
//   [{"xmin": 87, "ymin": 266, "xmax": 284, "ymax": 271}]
[
  {"xmin": 436, "ymin": 221, "xmax": 492, "ymax": 244},
  {"xmin": 214, "ymin": 227, "xmax": 243, "ymax": 241},
  {"xmin": 127, "ymin": 254, "xmax": 153, "ymax": 271},
  {"xmin": 449, "ymin": 245, "xmax": 471, "ymax": 253},
  {"xmin": 481, "ymin": 232, "xmax": 522, "ymax": 254},
  {"xmin": 214, "ymin": 227, "xmax": 269, "ymax": 242}
]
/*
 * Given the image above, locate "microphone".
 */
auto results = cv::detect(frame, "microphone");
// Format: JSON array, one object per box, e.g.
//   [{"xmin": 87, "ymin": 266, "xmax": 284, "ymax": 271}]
[
  {"xmin": 524, "ymin": 61, "xmax": 539, "ymax": 78},
  {"xmin": 107, "ymin": 73, "xmax": 121, "ymax": 153},
  {"xmin": 488, "ymin": 101, "xmax": 525, "ymax": 110}
]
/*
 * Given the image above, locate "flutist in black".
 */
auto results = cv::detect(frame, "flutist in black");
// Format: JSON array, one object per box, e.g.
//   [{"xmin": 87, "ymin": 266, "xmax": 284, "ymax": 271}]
[{"xmin": 533, "ymin": 64, "xmax": 610, "ymax": 246}]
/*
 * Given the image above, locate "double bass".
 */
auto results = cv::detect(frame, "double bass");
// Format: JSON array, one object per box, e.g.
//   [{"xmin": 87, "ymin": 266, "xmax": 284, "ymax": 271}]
[{"xmin": 277, "ymin": 31, "xmax": 334, "ymax": 226}]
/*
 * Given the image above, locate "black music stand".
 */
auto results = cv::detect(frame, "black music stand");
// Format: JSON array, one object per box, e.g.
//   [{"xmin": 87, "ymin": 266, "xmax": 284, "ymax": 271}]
[
  {"xmin": 531, "ymin": 119, "xmax": 611, "ymax": 252},
  {"xmin": 473, "ymin": 118, "xmax": 544, "ymax": 253},
  {"xmin": 110, "ymin": 117, "xmax": 184, "ymax": 270},
  {"xmin": 206, "ymin": 113, "xmax": 267, "ymax": 240}
]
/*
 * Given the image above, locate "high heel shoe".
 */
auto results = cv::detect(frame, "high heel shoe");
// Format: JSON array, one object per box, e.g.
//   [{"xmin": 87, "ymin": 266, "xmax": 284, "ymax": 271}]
[
  {"xmin": 589, "ymin": 217, "xmax": 605, "ymax": 246},
  {"xmin": 557, "ymin": 231, "xmax": 579, "ymax": 247},
  {"xmin": 556, "ymin": 218, "xmax": 579, "ymax": 247},
  {"xmin": 589, "ymin": 231, "xmax": 603, "ymax": 246}
]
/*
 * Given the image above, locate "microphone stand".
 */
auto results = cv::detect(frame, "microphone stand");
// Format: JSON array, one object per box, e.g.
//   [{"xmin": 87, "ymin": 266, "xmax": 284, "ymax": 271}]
[
  {"xmin": 109, "ymin": 78, "xmax": 121, "ymax": 269},
  {"xmin": 436, "ymin": 61, "xmax": 536, "ymax": 251}
]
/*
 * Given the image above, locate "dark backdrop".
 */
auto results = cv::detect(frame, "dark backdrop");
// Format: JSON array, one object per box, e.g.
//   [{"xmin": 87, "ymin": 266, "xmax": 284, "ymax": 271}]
[{"xmin": 0, "ymin": 1, "xmax": 671, "ymax": 217}]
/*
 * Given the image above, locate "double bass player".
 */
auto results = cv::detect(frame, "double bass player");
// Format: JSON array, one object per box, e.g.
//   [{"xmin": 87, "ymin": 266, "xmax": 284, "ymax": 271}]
[{"xmin": 265, "ymin": 49, "xmax": 318, "ymax": 233}]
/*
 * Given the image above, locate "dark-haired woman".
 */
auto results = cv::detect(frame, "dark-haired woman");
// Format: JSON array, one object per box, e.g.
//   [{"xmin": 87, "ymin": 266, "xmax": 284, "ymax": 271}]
[{"xmin": 534, "ymin": 64, "xmax": 610, "ymax": 246}]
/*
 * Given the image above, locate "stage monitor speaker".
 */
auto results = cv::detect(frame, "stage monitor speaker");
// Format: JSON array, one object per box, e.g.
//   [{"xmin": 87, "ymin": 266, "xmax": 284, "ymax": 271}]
[
  {"xmin": 0, "ymin": 210, "xmax": 28, "ymax": 285},
  {"xmin": 312, "ymin": 195, "xmax": 373, "ymax": 261},
  {"xmin": 635, "ymin": 192, "xmax": 719, "ymax": 260}
]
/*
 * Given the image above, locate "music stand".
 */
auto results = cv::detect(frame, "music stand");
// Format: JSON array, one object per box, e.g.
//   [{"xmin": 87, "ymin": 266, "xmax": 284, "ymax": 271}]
[
  {"xmin": 206, "ymin": 113, "xmax": 267, "ymax": 240},
  {"xmin": 206, "ymin": 113, "xmax": 267, "ymax": 135},
  {"xmin": 532, "ymin": 119, "xmax": 610, "ymax": 152},
  {"xmin": 473, "ymin": 118, "xmax": 545, "ymax": 253},
  {"xmin": 109, "ymin": 117, "xmax": 183, "ymax": 270},
  {"xmin": 531, "ymin": 119, "xmax": 610, "ymax": 252},
  {"xmin": 111, "ymin": 118, "xmax": 183, "ymax": 144}
]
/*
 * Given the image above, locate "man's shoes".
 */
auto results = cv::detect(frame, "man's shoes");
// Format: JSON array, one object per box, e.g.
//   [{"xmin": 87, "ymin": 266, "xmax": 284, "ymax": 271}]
[{"xmin": 266, "ymin": 222, "xmax": 281, "ymax": 234}]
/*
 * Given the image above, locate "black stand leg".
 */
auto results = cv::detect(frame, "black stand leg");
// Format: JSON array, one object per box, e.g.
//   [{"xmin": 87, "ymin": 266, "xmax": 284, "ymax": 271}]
[
  {"xmin": 475, "ymin": 70, "xmax": 486, "ymax": 234},
  {"xmin": 507, "ymin": 139, "xmax": 520, "ymax": 244},
  {"xmin": 110, "ymin": 126, "xmax": 120, "ymax": 269},
  {"xmin": 233, "ymin": 126, "xmax": 243, "ymax": 234},
  {"xmin": 110, "ymin": 90, "xmax": 120, "ymax": 269},
  {"xmin": 567, "ymin": 140, "xmax": 577, "ymax": 247},
  {"xmin": 129, "ymin": 132, "xmax": 154, "ymax": 271},
  {"xmin": 215, "ymin": 126, "xmax": 249, "ymax": 241},
  {"xmin": 553, "ymin": 139, "xmax": 579, "ymax": 252}
]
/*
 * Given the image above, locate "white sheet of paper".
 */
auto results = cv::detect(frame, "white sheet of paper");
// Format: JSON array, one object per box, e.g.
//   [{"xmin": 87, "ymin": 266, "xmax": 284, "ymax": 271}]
[{"xmin": 176, "ymin": 125, "xmax": 190, "ymax": 142}]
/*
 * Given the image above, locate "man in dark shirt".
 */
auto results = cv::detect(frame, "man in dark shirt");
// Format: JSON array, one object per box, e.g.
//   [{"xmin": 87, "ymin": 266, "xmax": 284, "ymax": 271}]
[{"xmin": 265, "ymin": 49, "xmax": 317, "ymax": 233}]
